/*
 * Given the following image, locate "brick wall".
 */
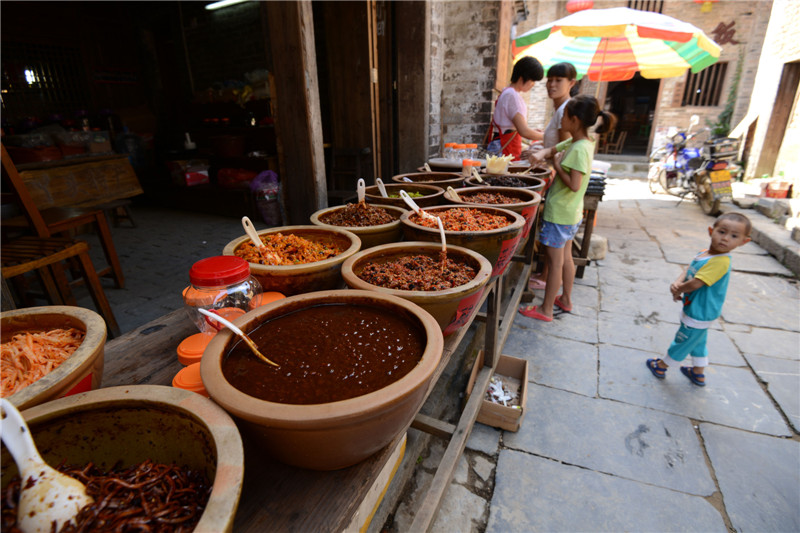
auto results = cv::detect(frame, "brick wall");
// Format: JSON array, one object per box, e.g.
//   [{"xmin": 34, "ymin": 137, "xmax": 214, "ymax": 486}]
[
  {"xmin": 428, "ymin": 1, "xmax": 501, "ymax": 158},
  {"xmin": 183, "ymin": 2, "xmax": 268, "ymax": 92}
]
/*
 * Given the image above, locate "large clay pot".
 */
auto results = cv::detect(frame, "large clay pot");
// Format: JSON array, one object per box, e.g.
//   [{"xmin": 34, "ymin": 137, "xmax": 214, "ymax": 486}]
[
  {"xmin": 391, "ymin": 172, "xmax": 464, "ymax": 188},
  {"xmin": 446, "ymin": 186, "xmax": 542, "ymax": 241},
  {"xmin": 309, "ymin": 204, "xmax": 407, "ymax": 249},
  {"xmin": 222, "ymin": 225, "xmax": 361, "ymax": 296},
  {"xmin": 1, "ymin": 306, "xmax": 106, "ymax": 410},
  {"xmin": 201, "ymin": 290, "xmax": 444, "ymax": 470},
  {"xmin": 341, "ymin": 242, "xmax": 492, "ymax": 336},
  {"xmin": 466, "ymin": 173, "xmax": 546, "ymax": 195},
  {"xmin": 0, "ymin": 386, "xmax": 244, "ymax": 533},
  {"xmin": 400, "ymin": 205, "xmax": 525, "ymax": 277},
  {"xmin": 364, "ymin": 183, "xmax": 445, "ymax": 208}
]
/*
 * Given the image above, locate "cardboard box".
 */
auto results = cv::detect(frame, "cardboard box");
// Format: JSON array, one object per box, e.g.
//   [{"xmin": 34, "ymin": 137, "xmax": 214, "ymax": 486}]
[
  {"xmin": 166, "ymin": 159, "xmax": 210, "ymax": 187},
  {"xmin": 466, "ymin": 350, "xmax": 528, "ymax": 432}
]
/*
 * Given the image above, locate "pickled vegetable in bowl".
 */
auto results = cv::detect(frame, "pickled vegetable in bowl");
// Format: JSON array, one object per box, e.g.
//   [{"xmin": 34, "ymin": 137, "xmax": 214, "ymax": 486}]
[{"xmin": 485, "ymin": 154, "xmax": 514, "ymax": 174}]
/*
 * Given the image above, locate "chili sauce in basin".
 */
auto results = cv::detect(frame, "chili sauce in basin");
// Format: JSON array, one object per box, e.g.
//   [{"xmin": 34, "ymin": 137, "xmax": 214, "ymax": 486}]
[{"xmin": 221, "ymin": 303, "xmax": 425, "ymax": 404}]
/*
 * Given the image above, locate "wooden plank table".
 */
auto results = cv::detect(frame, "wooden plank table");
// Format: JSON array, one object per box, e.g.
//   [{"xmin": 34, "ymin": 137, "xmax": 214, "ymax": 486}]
[{"xmin": 101, "ymin": 243, "xmax": 534, "ymax": 531}]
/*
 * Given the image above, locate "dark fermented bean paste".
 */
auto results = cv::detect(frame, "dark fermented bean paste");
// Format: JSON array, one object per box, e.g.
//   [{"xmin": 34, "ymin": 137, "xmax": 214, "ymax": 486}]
[
  {"xmin": 481, "ymin": 175, "xmax": 527, "ymax": 187},
  {"xmin": 358, "ymin": 255, "xmax": 477, "ymax": 291},
  {"xmin": 222, "ymin": 304, "xmax": 425, "ymax": 404},
  {"xmin": 410, "ymin": 208, "xmax": 511, "ymax": 231},
  {"xmin": 319, "ymin": 202, "xmax": 396, "ymax": 227},
  {"xmin": 460, "ymin": 192, "xmax": 520, "ymax": 205}
]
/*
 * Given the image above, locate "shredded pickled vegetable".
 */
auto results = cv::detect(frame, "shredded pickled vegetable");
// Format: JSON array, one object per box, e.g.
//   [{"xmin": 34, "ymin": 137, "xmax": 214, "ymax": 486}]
[
  {"xmin": 1, "ymin": 328, "xmax": 85, "ymax": 397},
  {"xmin": 319, "ymin": 203, "xmax": 395, "ymax": 227},
  {"xmin": 235, "ymin": 233, "xmax": 343, "ymax": 265}
]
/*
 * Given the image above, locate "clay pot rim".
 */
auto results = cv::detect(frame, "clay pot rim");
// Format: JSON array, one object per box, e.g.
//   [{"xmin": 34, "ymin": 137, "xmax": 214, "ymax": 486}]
[
  {"xmin": 200, "ymin": 289, "xmax": 444, "ymax": 427},
  {"xmin": 341, "ymin": 241, "xmax": 492, "ymax": 298},
  {"xmin": 222, "ymin": 225, "xmax": 362, "ymax": 272},
  {"xmin": 309, "ymin": 204, "xmax": 408, "ymax": 235},
  {"xmin": 1, "ymin": 306, "xmax": 106, "ymax": 409},
  {"xmin": 17, "ymin": 385, "xmax": 244, "ymax": 533},
  {"xmin": 465, "ymin": 175, "xmax": 546, "ymax": 189},
  {"xmin": 390, "ymin": 172, "xmax": 462, "ymax": 184},
  {"xmin": 400, "ymin": 204, "xmax": 526, "ymax": 235},
  {"xmin": 364, "ymin": 183, "xmax": 445, "ymax": 200},
  {"xmin": 446, "ymin": 186, "xmax": 541, "ymax": 208}
]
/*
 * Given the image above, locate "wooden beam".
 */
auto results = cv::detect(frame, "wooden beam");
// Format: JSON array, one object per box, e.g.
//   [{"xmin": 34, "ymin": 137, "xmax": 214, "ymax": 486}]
[
  {"xmin": 265, "ymin": 1, "xmax": 327, "ymax": 223},
  {"xmin": 411, "ymin": 413, "xmax": 456, "ymax": 439}
]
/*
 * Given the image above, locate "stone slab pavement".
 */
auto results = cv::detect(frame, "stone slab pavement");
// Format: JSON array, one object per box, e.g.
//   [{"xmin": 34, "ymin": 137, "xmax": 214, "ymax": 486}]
[
  {"xmin": 382, "ymin": 177, "xmax": 799, "ymax": 533},
  {"xmin": 66, "ymin": 179, "xmax": 798, "ymax": 532}
]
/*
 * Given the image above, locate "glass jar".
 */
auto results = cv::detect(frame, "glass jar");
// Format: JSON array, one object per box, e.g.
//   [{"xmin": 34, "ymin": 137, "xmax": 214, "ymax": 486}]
[
  {"xmin": 443, "ymin": 142, "xmax": 455, "ymax": 159},
  {"xmin": 183, "ymin": 255, "xmax": 262, "ymax": 334},
  {"xmin": 454, "ymin": 144, "xmax": 467, "ymax": 160},
  {"xmin": 466, "ymin": 143, "xmax": 478, "ymax": 159}
]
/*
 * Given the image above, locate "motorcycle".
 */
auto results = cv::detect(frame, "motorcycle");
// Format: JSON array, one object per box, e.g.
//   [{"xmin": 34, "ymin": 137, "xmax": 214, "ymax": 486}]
[{"xmin": 648, "ymin": 115, "xmax": 740, "ymax": 216}]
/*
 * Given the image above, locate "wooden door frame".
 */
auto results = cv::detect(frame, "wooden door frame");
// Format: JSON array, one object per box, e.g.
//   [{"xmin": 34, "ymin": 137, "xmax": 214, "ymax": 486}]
[{"xmin": 755, "ymin": 61, "xmax": 800, "ymax": 178}]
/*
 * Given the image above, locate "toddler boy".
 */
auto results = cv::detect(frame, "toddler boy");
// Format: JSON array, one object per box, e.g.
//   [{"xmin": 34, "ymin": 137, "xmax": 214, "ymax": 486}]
[{"xmin": 647, "ymin": 212, "xmax": 752, "ymax": 386}]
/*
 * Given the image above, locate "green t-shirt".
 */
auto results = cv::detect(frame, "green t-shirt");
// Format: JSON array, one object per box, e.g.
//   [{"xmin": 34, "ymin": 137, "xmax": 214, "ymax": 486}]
[{"xmin": 543, "ymin": 138, "xmax": 595, "ymax": 225}]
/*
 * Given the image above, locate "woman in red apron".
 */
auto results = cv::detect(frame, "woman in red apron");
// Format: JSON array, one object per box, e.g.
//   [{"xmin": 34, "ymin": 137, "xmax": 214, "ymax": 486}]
[{"xmin": 487, "ymin": 57, "xmax": 545, "ymax": 161}]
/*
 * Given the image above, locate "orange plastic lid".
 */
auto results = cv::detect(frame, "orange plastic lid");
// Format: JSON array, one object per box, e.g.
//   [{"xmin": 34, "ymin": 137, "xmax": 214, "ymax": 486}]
[
  {"xmin": 248, "ymin": 291, "xmax": 286, "ymax": 310},
  {"xmin": 177, "ymin": 332, "xmax": 214, "ymax": 366},
  {"xmin": 455, "ymin": 144, "xmax": 467, "ymax": 149},
  {"xmin": 466, "ymin": 143, "xmax": 478, "ymax": 148},
  {"xmin": 172, "ymin": 363, "xmax": 209, "ymax": 397}
]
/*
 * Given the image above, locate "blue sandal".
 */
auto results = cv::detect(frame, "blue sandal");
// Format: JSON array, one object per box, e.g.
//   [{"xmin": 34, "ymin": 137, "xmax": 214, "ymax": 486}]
[
  {"xmin": 681, "ymin": 367, "xmax": 706, "ymax": 387},
  {"xmin": 646, "ymin": 359, "xmax": 667, "ymax": 379}
]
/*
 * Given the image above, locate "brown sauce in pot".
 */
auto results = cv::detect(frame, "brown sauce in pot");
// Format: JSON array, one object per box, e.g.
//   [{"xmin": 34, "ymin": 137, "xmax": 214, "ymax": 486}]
[{"xmin": 222, "ymin": 304, "xmax": 425, "ymax": 405}]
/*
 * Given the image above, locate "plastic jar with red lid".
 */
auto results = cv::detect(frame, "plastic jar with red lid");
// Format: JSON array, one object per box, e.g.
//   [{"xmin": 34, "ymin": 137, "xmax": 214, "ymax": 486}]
[{"xmin": 183, "ymin": 255, "xmax": 262, "ymax": 334}]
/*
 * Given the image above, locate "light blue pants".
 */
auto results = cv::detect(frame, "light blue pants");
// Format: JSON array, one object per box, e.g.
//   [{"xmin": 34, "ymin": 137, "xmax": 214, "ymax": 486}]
[{"xmin": 665, "ymin": 323, "xmax": 709, "ymax": 368}]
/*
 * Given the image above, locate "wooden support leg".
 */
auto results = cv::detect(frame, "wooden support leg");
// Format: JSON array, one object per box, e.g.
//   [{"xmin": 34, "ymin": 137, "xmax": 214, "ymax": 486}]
[
  {"xmin": 76, "ymin": 249, "xmax": 121, "ymax": 338},
  {"xmin": 92, "ymin": 212, "xmax": 126, "ymax": 289}
]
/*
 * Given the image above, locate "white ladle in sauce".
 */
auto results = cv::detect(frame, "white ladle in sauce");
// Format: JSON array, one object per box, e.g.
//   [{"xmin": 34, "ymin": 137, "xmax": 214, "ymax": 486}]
[{"xmin": 0, "ymin": 399, "xmax": 94, "ymax": 533}]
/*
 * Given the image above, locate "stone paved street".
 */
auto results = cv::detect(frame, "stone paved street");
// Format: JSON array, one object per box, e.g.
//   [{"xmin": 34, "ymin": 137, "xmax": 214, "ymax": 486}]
[{"xmin": 71, "ymin": 176, "xmax": 799, "ymax": 533}]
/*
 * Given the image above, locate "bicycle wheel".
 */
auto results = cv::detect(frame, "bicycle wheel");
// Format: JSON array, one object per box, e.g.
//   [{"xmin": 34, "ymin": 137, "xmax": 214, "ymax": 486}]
[{"xmin": 648, "ymin": 163, "xmax": 662, "ymax": 193}]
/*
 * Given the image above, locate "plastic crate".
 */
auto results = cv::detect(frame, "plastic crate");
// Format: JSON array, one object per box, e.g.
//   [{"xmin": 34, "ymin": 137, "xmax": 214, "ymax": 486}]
[{"xmin": 703, "ymin": 138, "xmax": 739, "ymax": 159}]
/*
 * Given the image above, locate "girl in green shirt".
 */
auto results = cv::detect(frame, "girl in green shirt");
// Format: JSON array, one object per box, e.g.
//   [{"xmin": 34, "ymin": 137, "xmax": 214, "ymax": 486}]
[{"xmin": 520, "ymin": 95, "xmax": 616, "ymax": 322}]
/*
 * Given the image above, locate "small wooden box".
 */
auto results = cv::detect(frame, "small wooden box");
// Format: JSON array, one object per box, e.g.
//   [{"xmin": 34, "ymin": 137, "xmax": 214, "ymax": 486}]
[{"xmin": 466, "ymin": 350, "xmax": 528, "ymax": 432}]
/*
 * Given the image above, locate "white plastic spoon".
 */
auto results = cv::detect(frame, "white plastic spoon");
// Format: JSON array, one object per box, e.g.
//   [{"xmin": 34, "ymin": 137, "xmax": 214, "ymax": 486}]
[
  {"xmin": 436, "ymin": 216, "xmax": 448, "ymax": 272},
  {"xmin": 241, "ymin": 216, "xmax": 280, "ymax": 265},
  {"xmin": 198, "ymin": 308, "xmax": 279, "ymax": 367},
  {"xmin": 357, "ymin": 178, "xmax": 366, "ymax": 204},
  {"xmin": 376, "ymin": 178, "xmax": 388, "ymax": 198},
  {"xmin": 400, "ymin": 190, "xmax": 435, "ymax": 220},
  {"xmin": 423, "ymin": 163, "xmax": 432, "ymax": 172},
  {"xmin": 445, "ymin": 186, "xmax": 461, "ymax": 202},
  {"xmin": 471, "ymin": 166, "xmax": 484, "ymax": 183},
  {"xmin": 0, "ymin": 398, "xmax": 94, "ymax": 533}
]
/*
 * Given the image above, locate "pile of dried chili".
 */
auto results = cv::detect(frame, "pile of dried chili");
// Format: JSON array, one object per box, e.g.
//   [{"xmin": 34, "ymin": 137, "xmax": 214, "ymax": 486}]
[
  {"xmin": 319, "ymin": 203, "xmax": 396, "ymax": 227},
  {"xmin": 235, "ymin": 233, "xmax": 343, "ymax": 265},
  {"xmin": 481, "ymin": 175, "xmax": 527, "ymax": 187},
  {"xmin": 358, "ymin": 254, "xmax": 477, "ymax": 291},
  {"xmin": 1, "ymin": 460, "xmax": 211, "ymax": 532},
  {"xmin": 459, "ymin": 192, "xmax": 520, "ymax": 205},
  {"xmin": 410, "ymin": 208, "xmax": 511, "ymax": 231}
]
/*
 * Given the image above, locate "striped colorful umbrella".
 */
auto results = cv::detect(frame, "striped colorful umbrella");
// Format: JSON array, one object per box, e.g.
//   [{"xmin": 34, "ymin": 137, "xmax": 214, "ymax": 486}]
[{"xmin": 513, "ymin": 7, "xmax": 721, "ymax": 81}]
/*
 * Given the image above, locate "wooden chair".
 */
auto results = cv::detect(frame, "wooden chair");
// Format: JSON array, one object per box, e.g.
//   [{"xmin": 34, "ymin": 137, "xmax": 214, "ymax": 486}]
[
  {"xmin": 604, "ymin": 130, "xmax": 627, "ymax": 155},
  {"xmin": 2, "ymin": 236, "xmax": 121, "ymax": 337},
  {"xmin": 1, "ymin": 143, "xmax": 125, "ymax": 288}
]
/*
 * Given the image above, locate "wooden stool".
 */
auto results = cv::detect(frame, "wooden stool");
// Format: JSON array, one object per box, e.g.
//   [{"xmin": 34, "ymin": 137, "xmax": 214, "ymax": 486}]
[{"xmin": 1, "ymin": 236, "xmax": 121, "ymax": 337}]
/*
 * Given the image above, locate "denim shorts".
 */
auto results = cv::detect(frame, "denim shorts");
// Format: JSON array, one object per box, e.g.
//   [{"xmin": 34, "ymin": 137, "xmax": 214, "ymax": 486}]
[{"xmin": 539, "ymin": 219, "xmax": 582, "ymax": 249}]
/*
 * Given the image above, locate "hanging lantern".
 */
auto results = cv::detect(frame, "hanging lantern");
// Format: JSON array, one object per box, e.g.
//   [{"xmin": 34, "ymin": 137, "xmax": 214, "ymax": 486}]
[{"xmin": 566, "ymin": 0, "xmax": 594, "ymax": 14}]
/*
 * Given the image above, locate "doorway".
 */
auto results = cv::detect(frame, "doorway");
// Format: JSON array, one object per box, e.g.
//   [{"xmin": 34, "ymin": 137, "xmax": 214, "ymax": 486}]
[{"xmin": 604, "ymin": 74, "xmax": 660, "ymax": 155}]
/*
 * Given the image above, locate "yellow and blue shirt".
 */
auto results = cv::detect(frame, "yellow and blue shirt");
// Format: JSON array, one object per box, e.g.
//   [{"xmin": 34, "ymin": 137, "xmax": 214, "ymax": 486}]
[{"xmin": 680, "ymin": 251, "xmax": 732, "ymax": 329}]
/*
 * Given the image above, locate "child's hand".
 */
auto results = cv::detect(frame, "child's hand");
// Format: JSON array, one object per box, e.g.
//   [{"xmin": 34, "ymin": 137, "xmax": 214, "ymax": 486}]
[
  {"xmin": 670, "ymin": 282, "xmax": 682, "ymax": 301},
  {"xmin": 552, "ymin": 150, "xmax": 564, "ymax": 169}
]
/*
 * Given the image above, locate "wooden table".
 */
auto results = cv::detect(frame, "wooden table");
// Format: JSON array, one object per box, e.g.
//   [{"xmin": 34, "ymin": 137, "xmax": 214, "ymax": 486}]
[
  {"xmin": 17, "ymin": 154, "xmax": 143, "ymax": 211},
  {"xmin": 101, "ymin": 244, "xmax": 534, "ymax": 532}
]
